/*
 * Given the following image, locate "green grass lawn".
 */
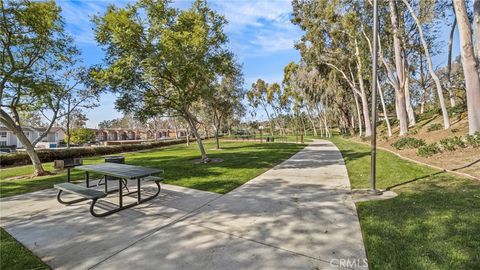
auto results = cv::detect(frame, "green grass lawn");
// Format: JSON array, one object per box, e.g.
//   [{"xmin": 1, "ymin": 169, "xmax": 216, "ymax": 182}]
[
  {"xmin": 330, "ymin": 137, "xmax": 480, "ymax": 269},
  {"xmin": 0, "ymin": 228, "xmax": 49, "ymax": 270},
  {"xmin": 0, "ymin": 140, "xmax": 305, "ymax": 197},
  {"xmin": 0, "ymin": 140, "xmax": 304, "ymax": 268}
]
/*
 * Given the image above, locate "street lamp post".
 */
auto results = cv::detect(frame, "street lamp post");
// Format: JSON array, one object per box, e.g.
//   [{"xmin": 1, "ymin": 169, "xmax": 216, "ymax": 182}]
[{"xmin": 370, "ymin": 0, "xmax": 382, "ymax": 195}]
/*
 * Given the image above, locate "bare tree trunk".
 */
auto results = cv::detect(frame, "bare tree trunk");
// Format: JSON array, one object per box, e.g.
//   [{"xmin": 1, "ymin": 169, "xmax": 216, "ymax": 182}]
[
  {"xmin": 402, "ymin": 0, "xmax": 450, "ymax": 129},
  {"xmin": 354, "ymin": 39, "xmax": 372, "ymax": 136},
  {"xmin": 389, "ymin": 0, "xmax": 409, "ymax": 135},
  {"xmin": 0, "ymin": 111, "xmax": 45, "ymax": 176},
  {"xmin": 0, "ymin": 109, "xmax": 51, "ymax": 176},
  {"xmin": 453, "ymin": 0, "xmax": 480, "ymax": 134},
  {"xmin": 305, "ymin": 107, "xmax": 318, "ymax": 136},
  {"xmin": 404, "ymin": 76, "xmax": 416, "ymax": 126},
  {"xmin": 354, "ymin": 93, "xmax": 363, "ymax": 136},
  {"xmin": 447, "ymin": 13, "xmax": 457, "ymax": 107},
  {"xmin": 173, "ymin": 118, "xmax": 179, "ymax": 139},
  {"xmin": 377, "ymin": 80, "xmax": 392, "ymax": 137},
  {"xmin": 474, "ymin": 0, "xmax": 480, "ymax": 69},
  {"xmin": 215, "ymin": 128, "xmax": 220, "ymax": 149},
  {"xmin": 262, "ymin": 104, "xmax": 275, "ymax": 136},
  {"xmin": 184, "ymin": 111, "xmax": 209, "ymax": 162},
  {"xmin": 322, "ymin": 112, "xmax": 330, "ymax": 137},
  {"xmin": 361, "ymin": 28, "xmax": 393, "ymax": 136}
]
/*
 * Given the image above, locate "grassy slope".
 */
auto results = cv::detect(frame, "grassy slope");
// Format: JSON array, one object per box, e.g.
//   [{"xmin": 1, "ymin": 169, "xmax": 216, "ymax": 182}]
[
  {"xmin": 330, "ymin": 137, "xmax": 480, "ymax": 269},
  {"xmin": 0, "ymin": 140, "xmax": 305, "ymax": 197},
  {"xmin": 0, "ymin": 228, "xmax": 49, "ymax": 270}
]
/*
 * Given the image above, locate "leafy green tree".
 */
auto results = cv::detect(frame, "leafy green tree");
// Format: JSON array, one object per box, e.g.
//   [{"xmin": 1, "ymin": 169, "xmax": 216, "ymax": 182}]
[
  {"xmin": 247, "ymin": 79, "xmax": 275, "ymax": 136},
  {"xmin": 207, "ymin": 64, "xmax": 244, "ymax": 149},
  {"xmin": 0, "ymin": 0, "xmax": 81, "ymax": 175},
  {"xmin": 91, "ymin": 0, "xmax": 236, "ymax": 162},
  {"xmin": 69, "ymin": 128, "xmax": 95, "ymax": 145}
]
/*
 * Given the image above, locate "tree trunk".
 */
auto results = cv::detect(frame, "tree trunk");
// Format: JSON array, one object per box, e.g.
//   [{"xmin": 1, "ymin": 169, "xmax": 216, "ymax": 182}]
[
  {"xmin": 404, "ymin": 76, "xmax": 416, "ymax": 126},
  {"xmin": 215, "ymin": 129, "xmax": 220, "ymax": 149},
  {"xmin": 354, "ymin": 39, "xmax": 372, "ymax": 137},
  {"xmin": 474, "ymin": 0, "xmax": 480, "ymax": 69},
  {"xmin": 402, "ymin": 0, "xmax": 450, "ymax": 129},
  {"xmin": 0, "ymin": 110, "xmax": 47, "ymax": 176},
  {"xmin": 377, "ymin": 80, "xmax": 392, "ymax": 137},
  {"xmin": 453, "ymin": 0, "xmax": 480, "ymax": 134},
  {"xmin": 354, "ymin": 93, "xmax": 363, "ymax": 136},
  {"xmin": 173, "ymin": 119, "xmax": 179, "ymax": 139},
  {"xmin": 305, "ymin": 107, "xmax": 318, "ymax": 136},
  {"xmin": 184, "ymin": 111, "xmax": 209, "ymax": 162},
  {"xmin": 447, "ymin": 13, "xmax": 457, "ymax": 107},
  {"xmin": 389, "ymin": 0, "xmax": 409, "ymax": 135}
]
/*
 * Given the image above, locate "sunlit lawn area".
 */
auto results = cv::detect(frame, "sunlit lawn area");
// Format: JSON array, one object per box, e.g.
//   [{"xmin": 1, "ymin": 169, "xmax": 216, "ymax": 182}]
[
  {"xmin": 330, "ymin": 137, "xmax": 480, "ymax": 269},
  {"xmin": 0, "ymin": 228, "xmax": 49, "ymax": 270},
  {"xmin": 0, "ymin": 140, "xmax": 305, "ymax": 198}
]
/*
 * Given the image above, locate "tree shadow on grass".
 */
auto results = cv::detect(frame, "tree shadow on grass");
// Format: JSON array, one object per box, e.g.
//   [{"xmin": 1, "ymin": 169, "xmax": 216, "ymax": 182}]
[{"xmin": 357, "ymin": 175, "xmax": 480, "ymax": 269}]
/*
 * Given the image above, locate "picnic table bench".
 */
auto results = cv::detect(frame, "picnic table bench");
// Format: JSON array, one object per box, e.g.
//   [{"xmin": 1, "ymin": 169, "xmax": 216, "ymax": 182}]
[{"xmin": 54, "ymin": 163, "xmax": 164, "ymax": 217}]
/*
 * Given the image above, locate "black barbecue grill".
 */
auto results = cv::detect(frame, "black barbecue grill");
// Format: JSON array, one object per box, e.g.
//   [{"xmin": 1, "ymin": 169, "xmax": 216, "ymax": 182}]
[{"xmin": 54, "ymin": 158, "xmax": 83, "ymax": 182}]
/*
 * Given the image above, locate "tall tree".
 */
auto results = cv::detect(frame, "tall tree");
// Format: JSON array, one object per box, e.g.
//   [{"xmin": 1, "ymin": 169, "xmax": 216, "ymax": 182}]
[
  {"xmin": 61, "ymin": 68, "xmax": 99, "ymax": 148},
  {"xmin": 453, "ymin": 0, "xmax": 480, "ymax": 134},
  {"xmin": 247, "ymin": 79, "xmax": 275, "ymax": 136},
  {"xmin": 208, "ymin": 66, "xmax": 244, "ymax": 149},
  {"xmin": 91, "ymin": 0, "xmax": 237, "ymax": 162},
  {"xmin": 402, "ymin": 0, "xmax": 450, "ymax": 129},
  {"xmin": 0, "ymin": 0, "xmax": 80, "ymax": 175}
]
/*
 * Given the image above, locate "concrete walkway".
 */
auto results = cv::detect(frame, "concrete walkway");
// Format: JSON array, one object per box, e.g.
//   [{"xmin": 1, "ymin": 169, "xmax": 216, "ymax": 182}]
[{"xmin": 0, "ymin": 140, "xmax": 367, "ymax": 269}]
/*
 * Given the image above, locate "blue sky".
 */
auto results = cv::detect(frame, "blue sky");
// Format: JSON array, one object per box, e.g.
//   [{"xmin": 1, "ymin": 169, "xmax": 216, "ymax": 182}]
[
  {"xmin": 57, "ymin": 0, "xmax": 458, "ymax": 128},
  {"xmin": 57, "ymin": 0, "xmax": 303, "ymax": 127}
]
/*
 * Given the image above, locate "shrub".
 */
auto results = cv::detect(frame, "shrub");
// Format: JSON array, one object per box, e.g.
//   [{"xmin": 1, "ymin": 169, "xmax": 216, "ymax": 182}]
[
  {"xmin": 439, "ymin": 136, "xmax": 467, "ymax": 151},
  {"xmin": 0, "ymin": 138, "xmax": 189, "ymax": 167},
  {"xmin": 391, "ymin": 137, "xmax": 426, "ymax": 150},
  {"xmin": 427, "ymin": 123, "xmax": 442, "ymax": 132},
  {"xmin": 408, "ymin": 128, "xmax": 418, "ymax": 135},
  {"xmin": 417, "ymin": 143, "xmax": 441, "ymax": 157},
  {"xmin": 466, "ymin": 132, "xmax": 480, "ymax": 147},
  {"xmin": 451, "ymin": 136, "xmax": 466, "ymax": 148},
  {"xmin": 69, "ymin": 128, "xmax": 96, "ymax": 144},
  {"xmin": 439, "ymin": 138, "xmax": 456, "ymax": 151}
]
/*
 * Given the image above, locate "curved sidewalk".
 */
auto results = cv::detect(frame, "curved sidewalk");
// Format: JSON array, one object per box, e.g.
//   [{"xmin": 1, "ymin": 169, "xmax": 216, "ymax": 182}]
[
  {"xmin": 1, "ymin": 140, "xmax": 367, "ymax": 269},
  {"xmin": 94, "ymin": 140, "xmax": 368, "ymax": 269}
]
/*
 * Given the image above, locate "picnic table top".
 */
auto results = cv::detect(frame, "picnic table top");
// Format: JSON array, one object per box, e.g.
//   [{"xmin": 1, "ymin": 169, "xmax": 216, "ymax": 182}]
[{"xmin": 75, "ymin": 163, "xmax": 163, "ymax": 179}]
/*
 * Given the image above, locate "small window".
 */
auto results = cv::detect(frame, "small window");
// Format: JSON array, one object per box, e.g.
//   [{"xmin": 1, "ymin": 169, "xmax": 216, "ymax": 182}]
[
  {"xmin": 0, "ymin": 132, "xmax": 6, "ymax": 138},
  {"xmin": 0, "ymin": 141, "xmax": 6, "ymax": 146}
]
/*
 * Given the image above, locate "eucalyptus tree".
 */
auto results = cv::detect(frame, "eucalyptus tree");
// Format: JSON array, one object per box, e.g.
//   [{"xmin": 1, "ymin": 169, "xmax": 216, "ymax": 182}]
[
  {"xmin": 91, "ymin": 0, "xmax": 236, "ymax": 162},
  {"xmin": 401, "ymin": 0, "xmax": 450, "ymax": 129},
  {"xmin": 0, "ymin": 0, "xmax": 81, "ymax": 175},
  {"xmin": 453, "ymin": 0, "xmax": 480, "ymax": 134},
  {"xmin": 61, "ymin": 69, "xmax": 100, "ymax": 148},
  {"xmin": 283, "ymin": 61, "xmax": 318, "ymax": 136},
  {"xmin": 208, "ymin": 65, "xmax": 244, "ymax": 149},
  {"xmin": 247, "ymin": 79, "xmax": 275, "ymax": 136},
  {"xmin": 292, "ymin": 0, "xmax": 372, "ymax": 136}
]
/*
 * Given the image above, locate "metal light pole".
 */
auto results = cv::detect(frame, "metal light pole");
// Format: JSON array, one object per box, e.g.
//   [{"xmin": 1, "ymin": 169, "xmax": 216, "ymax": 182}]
[{"xmin": 370, "ymin": 0, "xmax": 382, "ymax": 195}]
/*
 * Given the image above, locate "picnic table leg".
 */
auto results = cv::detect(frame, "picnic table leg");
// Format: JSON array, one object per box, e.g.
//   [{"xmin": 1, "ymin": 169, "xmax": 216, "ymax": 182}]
[
  {"xmin": 119, "ymin": 179, "xmax": 123, "ymax": 207},
  {"xmin": 86, "ymin": 171, "xmax": 90, "ymax": 188},
  {"xmin": 104, "ymin": 175, "xmax": 108, "ymax": 193},
  {"xmin": 137, "ymin": 178, "xmax": 141, "ymax": 204}
]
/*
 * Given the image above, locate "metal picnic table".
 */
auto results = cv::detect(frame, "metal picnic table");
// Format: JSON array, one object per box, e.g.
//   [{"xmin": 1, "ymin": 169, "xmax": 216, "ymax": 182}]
[{"xmin": 56, "ymin": 163, "xmax": 163, "ymax": 217}]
